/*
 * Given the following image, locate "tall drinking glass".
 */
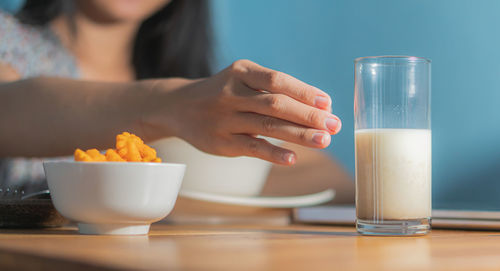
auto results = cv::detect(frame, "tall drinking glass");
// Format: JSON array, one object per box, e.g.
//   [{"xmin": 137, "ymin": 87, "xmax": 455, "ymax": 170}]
[{"xmin": 354, "ymin": 56, "xmax": 431, "ymax": 236}]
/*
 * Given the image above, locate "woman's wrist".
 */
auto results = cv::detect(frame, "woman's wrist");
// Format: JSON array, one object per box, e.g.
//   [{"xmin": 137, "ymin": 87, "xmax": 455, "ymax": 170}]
[{"xmin": 136, "ymin": 78, "xmax": 195, "ymax": 143}]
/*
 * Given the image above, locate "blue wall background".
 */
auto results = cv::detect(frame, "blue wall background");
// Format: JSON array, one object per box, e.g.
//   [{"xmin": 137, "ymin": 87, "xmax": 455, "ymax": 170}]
[{"xmin": 211, "ymin": 0, "xmax": 500, "ymax": 206}]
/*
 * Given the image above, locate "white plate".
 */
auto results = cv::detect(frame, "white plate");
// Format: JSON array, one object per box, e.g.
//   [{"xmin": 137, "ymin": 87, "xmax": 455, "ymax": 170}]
[{"xmin": 178, "ymin": 189, "xmax": 335, "ymax": 208}]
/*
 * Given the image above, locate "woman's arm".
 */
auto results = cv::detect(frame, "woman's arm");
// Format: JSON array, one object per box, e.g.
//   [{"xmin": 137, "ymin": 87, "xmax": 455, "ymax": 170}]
[
  {"xmin": 0, "ymin": 60, "xmax": 342, "ymax": 165},
  {"xmin": 0, "ymin": 76, "xmax": 168, "ymax": 157}
]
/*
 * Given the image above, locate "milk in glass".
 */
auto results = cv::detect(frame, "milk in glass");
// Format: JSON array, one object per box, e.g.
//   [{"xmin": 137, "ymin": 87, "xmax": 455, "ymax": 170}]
[{"xmin": 355, "ymin": 129, "xmax": 431, "ymax": 221}]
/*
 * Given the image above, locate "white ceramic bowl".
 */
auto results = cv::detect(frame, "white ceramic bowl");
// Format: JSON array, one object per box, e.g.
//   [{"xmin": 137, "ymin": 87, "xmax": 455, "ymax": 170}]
[
  {"xmin": 43, "ymin": 161, "xmax": 185, "ymax": 235},
  {"xmin": 151, "ymin": 137, "xmax": 278, "ymax": 197}
]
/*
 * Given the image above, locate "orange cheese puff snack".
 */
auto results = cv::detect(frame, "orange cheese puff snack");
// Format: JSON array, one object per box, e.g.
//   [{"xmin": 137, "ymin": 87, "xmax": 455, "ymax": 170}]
[
  {"xmin": 152, "ymin": 157, "xmax": 162, "ymax": 163},
  {"xmin": 115, "ymin": 132, "xmax": 161, "ymax": 163},
  {"xmin": 105, "ymin": 149, "xmax": 126, "ymax": 162},
  {"xmin": 75, "ymin": 132, "xmax": 162, "ymax": 162},
  {"xmin": 86, "ymin": 149, "xmax": 106, "ymax": 162},
  {"xmin": 138, "ymin": 140, "xmax": 162, "ymax": 163},
  {"xmin": 74, "ymin": 148, "xmax": 93, "ymax": 162},
  {"xmin": 121, "ymin": 140, "xmax": 142, "ymax": 162},
  {"xmin": 116, "ymin": 132, "xmax": 143, "ymax": 149},
  {"xmin": 131, "ymin": 134, "xmax": 144, "ymax": 145},
  {"xmin": 116, "ymin": 132, "xmax": 138, "ymax": 157},
  {"xmin": 141, "ymin": 144, "xmax": 158, "ymax": 162}
]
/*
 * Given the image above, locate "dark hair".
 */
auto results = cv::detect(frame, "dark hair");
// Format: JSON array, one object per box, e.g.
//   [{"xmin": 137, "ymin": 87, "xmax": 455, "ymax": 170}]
[{"xmin": 16, "ymin": 0, "xmax": 212, "ymax": 79}]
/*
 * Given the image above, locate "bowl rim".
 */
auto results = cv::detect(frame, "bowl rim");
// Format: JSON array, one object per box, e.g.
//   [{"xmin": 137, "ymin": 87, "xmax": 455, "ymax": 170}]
[{"xmin": 43, "ymin": 160, "xmax": 186, "ymax": 168}]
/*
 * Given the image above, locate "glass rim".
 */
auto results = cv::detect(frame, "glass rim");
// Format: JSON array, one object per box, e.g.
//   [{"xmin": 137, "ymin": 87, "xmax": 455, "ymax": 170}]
[{"xmin": 354, "ymin": 55, "xmax": 431, "ymax": 64}]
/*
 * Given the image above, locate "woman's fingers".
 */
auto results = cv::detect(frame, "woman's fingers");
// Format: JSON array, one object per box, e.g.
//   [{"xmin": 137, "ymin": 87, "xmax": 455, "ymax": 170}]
[
  {"xmin": 229, "ymin": 60, "xmax": 332, "ymax": 110},
  {"xmin": 232, "ymin": 112, "xmax": 331, "ymax": 148},
  {"xmin": 237, "ymin": 89, "xmax": 342, "ymax": 135},
  {"xmin": 229, "ymin": 134, "xmax": 297, "ymax": 165}
]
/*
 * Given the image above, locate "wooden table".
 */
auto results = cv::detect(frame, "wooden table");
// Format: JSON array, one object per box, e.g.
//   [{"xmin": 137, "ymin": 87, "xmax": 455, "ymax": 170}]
[{"xmin": 1, "ymin": 223, "xmax": 500, "ymax": 271}]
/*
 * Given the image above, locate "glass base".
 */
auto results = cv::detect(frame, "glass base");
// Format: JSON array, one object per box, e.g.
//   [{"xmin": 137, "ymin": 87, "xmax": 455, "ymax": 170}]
[{"xmin": 356, "ymin": 218, "xmax": 430, "ymax": 236}]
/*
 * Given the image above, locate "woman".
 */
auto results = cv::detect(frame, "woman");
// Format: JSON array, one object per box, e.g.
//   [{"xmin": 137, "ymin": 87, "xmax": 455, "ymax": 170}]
[{"xmin": 0, "ymin": 0, "xmax": 353, "ymax": 203}]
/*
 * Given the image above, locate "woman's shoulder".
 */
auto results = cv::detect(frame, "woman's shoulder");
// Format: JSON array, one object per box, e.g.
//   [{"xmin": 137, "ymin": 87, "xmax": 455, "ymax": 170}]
[
  {"xmin": 0, "ymin": 9, "xmax": 46, "ymax": 77},
  {"xmin": 0, "ymin": 9, "xmax": 27, "ymax": 43},
  {"xmin": 0, "ymin": 9, "xmax": 18, "ymax": 25},
  {"xmin": 0, "ymin": 10, "xmax": 78, "ymax": 79},
  {"xmin": 0, "ymin": 9, "xmax": 30, "ymax": 46}
]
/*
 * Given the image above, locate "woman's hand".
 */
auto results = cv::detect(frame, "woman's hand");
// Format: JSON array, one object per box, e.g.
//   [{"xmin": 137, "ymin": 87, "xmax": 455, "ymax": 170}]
[{"xmin": 143, "ymin": 60, "xmax": 342, "ymax": 165}]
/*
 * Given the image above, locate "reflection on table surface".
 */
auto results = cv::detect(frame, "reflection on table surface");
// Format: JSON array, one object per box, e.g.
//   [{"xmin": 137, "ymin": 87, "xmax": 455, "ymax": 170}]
[{"xmin": 1, "ymin": 223, "xmax": 500, "ymax": 271}]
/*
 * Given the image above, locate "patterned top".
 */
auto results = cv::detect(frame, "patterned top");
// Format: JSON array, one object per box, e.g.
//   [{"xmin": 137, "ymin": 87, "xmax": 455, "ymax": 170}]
[{"xmin": 0, "ymin": 10, "xmax": 79, "ymax": 190}]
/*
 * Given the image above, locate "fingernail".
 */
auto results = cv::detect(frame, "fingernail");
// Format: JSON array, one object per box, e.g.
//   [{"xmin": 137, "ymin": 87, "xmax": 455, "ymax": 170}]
[
  {"xmin": 312, "ymin": 132, "xmax": 331, "ymax": 146},
  {"xmin": 314, "ymin": 96, "xmax": 331, "ymax": 109},
  {"xmin": 325, "ymin": 118, "xmax": 339, "ymax": 133},
  {"xmin": 283, "ymin": 152, "xmax": 296, "ymax": 165}
]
